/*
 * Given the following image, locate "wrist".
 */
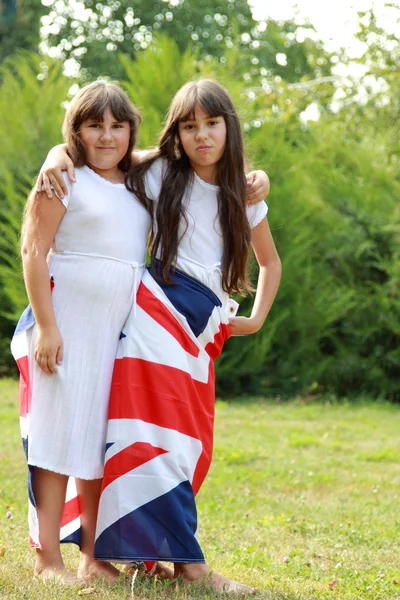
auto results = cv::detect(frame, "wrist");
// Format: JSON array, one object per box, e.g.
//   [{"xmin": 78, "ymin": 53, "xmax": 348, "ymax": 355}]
[
  {"xmin": 36, "ymin": 322, "xmax": 58, "ymax": 333},
  {"xmin": 249, "ymin": 315, "xmax": 264, "ymax": 331}
]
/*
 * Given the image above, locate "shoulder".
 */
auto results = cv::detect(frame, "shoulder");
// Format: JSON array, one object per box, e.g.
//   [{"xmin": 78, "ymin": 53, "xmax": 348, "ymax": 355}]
[
  {"xmin": 145, "ymin": 158, "xmax": 168, "ymax": 201},
  {"xmin": 59, "ymin": 166, "xmax": 87, "ymax": 208},
  {"xmin": 146, "ymin": 157, "xmax": 168, "ymax": 180},
  {"xmin": 246, "ymin": 200, "xmax": 269, "ymax": 229}
]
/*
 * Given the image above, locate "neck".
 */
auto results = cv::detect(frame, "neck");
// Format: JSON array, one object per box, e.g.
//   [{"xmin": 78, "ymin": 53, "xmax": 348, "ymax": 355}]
[{"xmin": 191, "ymin": 163, "xmax": 218, "ymax": 185}]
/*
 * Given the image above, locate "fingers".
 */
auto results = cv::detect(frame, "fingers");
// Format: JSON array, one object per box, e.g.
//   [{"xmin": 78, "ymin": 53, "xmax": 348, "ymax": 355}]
[
  {"xmin": 50, "ymin": 168, "xmax": 67, "ymax": 199},
  {"xmin": 248, "ymin": 172, "xmax": 257, "ymax": 186},
  {"xmin": 34, "ymin": 349, "xmax": 59, "ymax": 375},
  {"xmin": 36, "ymin": 173, "xmax": 43, "ymax": 193},
  {"xmin": 66, "ymin": 163, "xmax": 76, "ymax": 183},
  {"xmin": 39, "ymin": 168, "xmax": 70, "ymax": 200},
  {"xmin": 246, "ymin": 187, "xmax": 262, "ymax": 206},
  {"xmin": 56, "ymin": 344, "xmax": 63, "ymax": 365},
  {"xmin": 34, "ymin": 351, "xmax": 52, "ymax": 375},
  {"xmin": 41, "ymin": 172, "xmax": 54, "ymax": 199}
]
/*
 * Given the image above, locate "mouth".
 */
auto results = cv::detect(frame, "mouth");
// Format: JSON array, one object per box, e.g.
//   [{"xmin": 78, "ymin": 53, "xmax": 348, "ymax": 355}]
[
  {"xmin": 97, "ymin": 147, "xmax": 116, "ymax": 150},
  {"xmin": 196, "ymin": 145, "xmax": 212, "ymax": 152}
]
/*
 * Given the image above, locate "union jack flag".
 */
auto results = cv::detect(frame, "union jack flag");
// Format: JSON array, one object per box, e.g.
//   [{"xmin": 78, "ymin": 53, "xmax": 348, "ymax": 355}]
[{"xmin": 94, "ymin": 265, "xmax": 232, "ymax": 564}]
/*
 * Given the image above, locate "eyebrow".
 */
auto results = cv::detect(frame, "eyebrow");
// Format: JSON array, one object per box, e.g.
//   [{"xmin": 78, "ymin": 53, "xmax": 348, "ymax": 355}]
[
  {"xmin": 85, "ymin": 117, "xmax": 126, "ymax": 124},
  {"xmin": 180, "ymin": 114, "xmax": 221, "ymax": 122}
]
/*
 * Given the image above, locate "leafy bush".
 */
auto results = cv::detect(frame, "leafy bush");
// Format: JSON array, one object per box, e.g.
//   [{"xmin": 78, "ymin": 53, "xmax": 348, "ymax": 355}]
[{"xmin": 0, "ymin": 47, "xmax": 399, "ymax": 400}]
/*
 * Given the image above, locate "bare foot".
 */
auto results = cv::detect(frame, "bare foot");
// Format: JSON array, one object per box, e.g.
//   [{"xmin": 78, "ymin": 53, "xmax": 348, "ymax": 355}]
[
  {"xmin": 77, "ymin": 559, "xmax": 120, "ymax": 583},
  {"xmin": 34, "ymin": 566, "xmax": 81, "ymax": 586},
  {"xmin": 175, "ymin": 563, "xmax": 255, "ymax": 595}
]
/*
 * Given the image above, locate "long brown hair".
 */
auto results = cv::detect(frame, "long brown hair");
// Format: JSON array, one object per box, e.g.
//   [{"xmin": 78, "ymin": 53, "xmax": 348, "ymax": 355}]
[
  {"xmin": 62, "ymin": 80, "xmax": 140, "ymax": 173},
  {"xmin": 127, "ymin": 79, "xmax": 252, "ymax": 295}
]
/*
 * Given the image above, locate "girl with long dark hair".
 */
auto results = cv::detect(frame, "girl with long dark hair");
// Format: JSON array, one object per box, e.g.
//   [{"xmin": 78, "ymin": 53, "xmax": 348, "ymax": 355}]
[{"xmin": 92, "ymin": 80, "xmax": 281, "ymax": 594}]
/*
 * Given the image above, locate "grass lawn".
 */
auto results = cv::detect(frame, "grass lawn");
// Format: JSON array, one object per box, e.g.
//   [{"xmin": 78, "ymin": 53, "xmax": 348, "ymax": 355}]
[{"xmin": 1, "ymin": 378, "xmax": 400, "ymax": 599}]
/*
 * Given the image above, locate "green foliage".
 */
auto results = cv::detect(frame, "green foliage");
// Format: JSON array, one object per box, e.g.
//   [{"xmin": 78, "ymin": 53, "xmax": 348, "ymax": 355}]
[
  {"xmin": 0, "ymin": 34, "xmax": 399, "ymax": 399},
  {"xmin": 217, "ymin": 110, "xmax": 400, "ymax": 399},
  {"xmin": 3, "ymin": 383, "xmax": 400, "ymax": 598},
  {"xmin": 334, "ymin": 4, "xmax": 400, "ymax": 180},
  {"xmin": 0, "ymin": 0, "xmax": 47, "ymax": 63},
  {"xmin": 120, "ymin": 36, "xmax": 201, "ymax": 148},
  {"xmin": 39, "ymin": 0, "xmax": 334, "ymax": 84},
  {"xmin": 0, "ymin": 53, "xmax": 74, "ymax": 373}
]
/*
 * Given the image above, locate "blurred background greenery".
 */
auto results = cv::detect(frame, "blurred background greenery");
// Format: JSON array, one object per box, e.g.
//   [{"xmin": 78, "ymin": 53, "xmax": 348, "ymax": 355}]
[{"xmin": 0, "ymin": 0, "xmax": 399, "ymax": 399}]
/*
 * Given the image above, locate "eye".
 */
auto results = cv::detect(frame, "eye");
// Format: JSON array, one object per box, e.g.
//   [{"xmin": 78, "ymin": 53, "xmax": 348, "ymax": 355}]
[
  {"xmin": 182, "ymin": 123, "xmax": 195, "ymax": 130},
  {"xmin": 113, "ymin": 123, "xmax": 124, "ymax": 128},
  {"xmin": 89, "ymin": 123, "xmax": 101, "ymax": 128},
  {"xmin": 208, "ymin": 120, "xmax": 219, "ymax": 126}
]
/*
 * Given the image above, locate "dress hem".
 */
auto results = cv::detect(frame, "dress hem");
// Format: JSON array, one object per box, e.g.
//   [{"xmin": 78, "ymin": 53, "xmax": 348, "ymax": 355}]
[
  {"xmin": 94, "ymin": 555, "xmax": 205, "ymax": 563},
  {"xmin": 28, "ymin": 460, "xmax": 103, "ymax": 480}
]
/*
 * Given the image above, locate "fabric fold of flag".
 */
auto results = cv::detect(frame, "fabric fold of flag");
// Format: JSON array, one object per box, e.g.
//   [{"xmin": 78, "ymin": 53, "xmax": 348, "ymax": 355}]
[{"xmin": 94, "ymin": 264, "xmax": 232, "ymax": 563}]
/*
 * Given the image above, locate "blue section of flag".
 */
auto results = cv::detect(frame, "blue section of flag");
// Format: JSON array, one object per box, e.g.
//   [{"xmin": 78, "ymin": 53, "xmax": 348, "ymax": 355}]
[
  {"xmin": 148, "ymin": 261, "xmax": 221, "ymax": 337},
  {"xmin": 27, "ymin": 464, "xmax": 36, "ymax": 507},
  {"xmin": 61, "ymin": 529, "xmax": 81, "ymax": 546},
  {"xmin": 22, "ymin": 436, "xmax": 28, "ymax": 460},
  {"xmin": 14, "ymin": 304, "xmax": 35, "ymax": 336},
  {"xmin": 94, "ymin": 480, "xmax": 204, "ymax": 562}
]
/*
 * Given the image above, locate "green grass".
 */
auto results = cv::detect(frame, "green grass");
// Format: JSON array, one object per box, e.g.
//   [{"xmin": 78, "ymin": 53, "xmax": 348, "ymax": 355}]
[{"xmin": 1, "ymin": 379, "xmax": 400, "ymax": 599}]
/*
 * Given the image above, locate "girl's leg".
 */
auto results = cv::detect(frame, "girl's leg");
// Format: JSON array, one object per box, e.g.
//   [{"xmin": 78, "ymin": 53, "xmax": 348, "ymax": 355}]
[
  {"xmin": 75, "ymin": 478, "xmax": 120, "ymax": 582},
  {"xmin": 174, "ymin": 563, "xmax": 255, "ymax": 595},
  {"xmin": 32, "ymin": 467, "xmax": 77, "ymax": 583}
]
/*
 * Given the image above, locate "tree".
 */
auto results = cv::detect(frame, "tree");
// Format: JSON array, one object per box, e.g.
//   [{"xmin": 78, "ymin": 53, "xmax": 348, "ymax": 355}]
[
  {"xmin": 0, "ymin": 0, "xmax": 47, "ymax": 63},
  {"xmin": 328, "ymin": 4, "xmax": 400, "ymax": 180},
  {"xmin": 40, "ymin": 0, "xmax": 334, "ymax": 83}
]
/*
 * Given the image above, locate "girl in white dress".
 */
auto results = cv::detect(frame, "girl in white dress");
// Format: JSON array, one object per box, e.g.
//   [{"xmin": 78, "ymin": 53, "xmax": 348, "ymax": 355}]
[{"xmin": 11, "ymin": 81, "xmax": 152, "ymax": 584}]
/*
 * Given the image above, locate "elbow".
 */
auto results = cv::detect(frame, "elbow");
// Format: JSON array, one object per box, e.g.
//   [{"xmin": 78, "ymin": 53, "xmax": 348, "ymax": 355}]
[
  {"xmin": 270, "ymin": 257, "xmax": 282, "ymax": 281},
  {"xmin": 21, "ymin": 243, "xmax": 36, "ymax": 259},
  {"xmin": 259, "ymin": 256, "xmax": 282, "ymax": 283},
  {"xmin": 262, "ymin": 255, "xmax": 282, "ymax": 273},
  {"xmin": 21, "ymin": 242, "xmax": 46, "ymax": 262}
]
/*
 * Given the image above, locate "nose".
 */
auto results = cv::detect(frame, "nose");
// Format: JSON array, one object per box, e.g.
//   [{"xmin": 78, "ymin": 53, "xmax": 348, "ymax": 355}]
[
  {"xmin": 100, "ymin": 127, "xmax": 113, "ymax": 141},
  {"xmin": 196, "ymin": 125, "xmax": 208, "ymax": 141}
]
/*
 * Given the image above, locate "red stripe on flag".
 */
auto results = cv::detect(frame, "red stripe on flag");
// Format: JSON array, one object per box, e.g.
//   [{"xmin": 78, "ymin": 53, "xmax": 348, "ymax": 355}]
[
  {"xmin": 29, "ymin": 536, "xmax": 40, "ymax": 549},
  {"xmin": 61, "ymin": 496, "xmax": 80, "ymax": 528},
  {"xmin": 16, "ymin": 355, "xmax": 32, "ymax": 418},
  {"xmin": 102, "ymin": 442, "xmax": 168, "ymax": 492},
  {"xmin": 137, "ymin": 284, "xmax": 200, "ymax": 358},
  {"xmin": 204, "ymin": 323, "xmax": 231, "ymax": 360},
  {"xmin": 108, "ymin": 358, "xmax": 216, "ymax": 495}
]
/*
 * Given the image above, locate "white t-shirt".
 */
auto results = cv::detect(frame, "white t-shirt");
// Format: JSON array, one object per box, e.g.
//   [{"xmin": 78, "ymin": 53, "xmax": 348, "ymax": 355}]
[
  {"xmin": 145, "ymin": 159, "xmax": 268, "ymax": 301},
  {"xmin": 53, "ymin": 165, "xmax": 151, "ymax": 264}
]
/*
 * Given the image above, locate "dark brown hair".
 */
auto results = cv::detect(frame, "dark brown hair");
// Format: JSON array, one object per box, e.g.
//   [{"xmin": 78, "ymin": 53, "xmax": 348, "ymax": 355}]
[
  {"xmin": 127, "ymin": 79, "xmax": 252, "ymax": 295},
  {"xmin": 62, "ymin": 80, "xmax": 140, "ymax": 173}
]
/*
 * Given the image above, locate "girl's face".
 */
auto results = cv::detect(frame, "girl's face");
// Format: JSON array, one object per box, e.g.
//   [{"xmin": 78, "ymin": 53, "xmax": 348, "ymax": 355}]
[
  {"xmin": 178, "ymin": 104, "xmax": 226, "ymax": 184},
  {"xmin": 79, "ymin": 106, "xmax": 131, "ymax": 178}
]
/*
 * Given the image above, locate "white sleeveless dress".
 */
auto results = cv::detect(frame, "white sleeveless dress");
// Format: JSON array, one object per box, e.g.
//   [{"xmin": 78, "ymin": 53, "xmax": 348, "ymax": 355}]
[{"xmin": 12, "ymin": 166, "xmax": 151, "ymax": 480}]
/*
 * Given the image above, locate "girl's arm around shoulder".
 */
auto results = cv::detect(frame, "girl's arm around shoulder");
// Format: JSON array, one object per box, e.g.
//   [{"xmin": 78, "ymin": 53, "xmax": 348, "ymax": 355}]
[
  {"xmin": 245, "ymin": 170, "xmax": 270, "ymax": 206},
  {"xmin": 229, "ymin": 217, "xmax": 281, "ymax": 336},
  {"xmin": 22, "ymin": 191, "xmax": 67, "ymax": 374},
  {"xmin": 36, "ymin": 143, "xmax": 75, "ymax": 200},
  {"xmin": 37, "ymin": 146, "xmax": 155, "ymax": 199}
]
